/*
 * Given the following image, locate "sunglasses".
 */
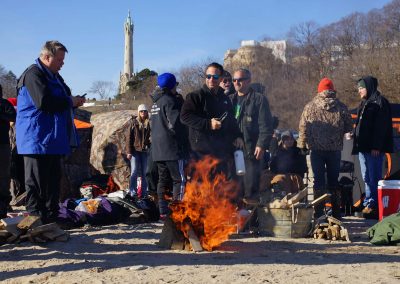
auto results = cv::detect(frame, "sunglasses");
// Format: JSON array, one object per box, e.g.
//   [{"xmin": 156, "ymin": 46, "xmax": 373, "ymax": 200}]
[
  {"xmin": 206, "ymin": 74, "xmax": 220, "ymax": 80},
  {"xmin": 233, "ymin": 77, "xmax": 249, "ymax": 83},
  {"xmin": 222, "ymin": 78, "xmax": 232, "ymax": 83}
]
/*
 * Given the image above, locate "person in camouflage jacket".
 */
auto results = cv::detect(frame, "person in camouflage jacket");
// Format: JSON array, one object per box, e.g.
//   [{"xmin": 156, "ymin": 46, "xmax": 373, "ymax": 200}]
[{"xmin": 298, "ymin": 78, "xmax": 352, "ymax": 218}]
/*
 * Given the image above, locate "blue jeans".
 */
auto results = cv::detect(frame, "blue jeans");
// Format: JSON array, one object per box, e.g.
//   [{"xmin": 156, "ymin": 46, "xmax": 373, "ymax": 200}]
[
  {"xmin": 359, "ymin": 152, "xmax": 384, "ymax": 209},
  {"xmin": 130, "ymin": 151, "xmax": 148, "ymax": 197},
  {"xmin": 310, "ymin": 150, "xmax": 341, "ymax": 190}
]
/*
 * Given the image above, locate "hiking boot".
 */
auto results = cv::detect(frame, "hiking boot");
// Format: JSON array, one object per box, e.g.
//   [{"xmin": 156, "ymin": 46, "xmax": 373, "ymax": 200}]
[
  {"xmin": 362, "ymin": 206, "xmax": 373, "ymax": 214},
  {"xmin": 362, "ymin": 207, "xmax": 378, "ymax": 219},
  {"xmin": 242, "ymin": 197, "xmax": 259, "ymax": 206}
]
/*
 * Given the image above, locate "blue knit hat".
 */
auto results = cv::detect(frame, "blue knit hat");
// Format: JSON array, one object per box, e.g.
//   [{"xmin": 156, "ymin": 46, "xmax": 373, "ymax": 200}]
[{"xmin": 157, "ymin": 73, "xmax": 177, "ymax": 90}]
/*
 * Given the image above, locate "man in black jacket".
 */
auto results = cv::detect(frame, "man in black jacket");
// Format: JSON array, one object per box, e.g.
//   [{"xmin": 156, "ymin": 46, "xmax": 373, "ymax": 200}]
[
  {"xmin": 150, "ymin": 73, "xmax": 186, "ymax": 217},
  {"xmin": 230, "ymin": 68, "xmax": 273, "ymax": 204},
  {"xmin": 0, "ymin": 84, "xmax": 17, "ymax": 218},
  {"xmin": 353, "ymin": 76, "xmax": 393, "ymax": 218},
  {"xmin": 180, "ymin": 62, "xmax": 243, "ymax": 165}
]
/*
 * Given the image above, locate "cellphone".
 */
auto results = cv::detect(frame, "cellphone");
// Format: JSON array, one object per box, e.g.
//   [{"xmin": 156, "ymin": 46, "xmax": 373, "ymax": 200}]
[
  {"xmin": 217, "ymin": 112, "xmax": 228, "ymax": 122},
  {"xmin": 80, "ymin": 93, "xmax": 87, "ymax": 98}
]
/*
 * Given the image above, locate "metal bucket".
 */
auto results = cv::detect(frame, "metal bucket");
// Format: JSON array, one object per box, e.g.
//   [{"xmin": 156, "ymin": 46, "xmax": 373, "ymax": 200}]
[{"xmin": 257, "ymin": 206, "xmax": 313, "ymax": 238}]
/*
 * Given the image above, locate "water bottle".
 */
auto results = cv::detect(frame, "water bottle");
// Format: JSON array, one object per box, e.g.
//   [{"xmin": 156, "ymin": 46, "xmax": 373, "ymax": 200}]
[{"xmin": 234, "ymin": 149, "xmax": 246, "ymax": 176}]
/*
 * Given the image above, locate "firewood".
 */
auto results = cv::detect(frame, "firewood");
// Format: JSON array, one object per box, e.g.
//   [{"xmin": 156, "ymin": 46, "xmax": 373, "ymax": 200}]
[
  {"xmin": 1, "ymin": 216, "xmax": 24, "ymax": 227},
  {"xmin": 331, "ymin": 225, "xmax": 340, "ymax": 239},
  {"xmin": 327, "ymin": 216, "xmax": 343, "ymax": 226},
  {"xmin": 324, "ymin": 228, "xmax": 332, "ymax": 239},
  {"xmin": 3, "ymin": 224, "xmax": 22, "ymax": 238},
  {"xmin": 55, "ymin": 234, "xmax": 69, "ymax": 242},
  {"xmin": 29, "ymin": 223, "xmax": 59, "ymax": 236},
  {"xmin": 17, "ymin": 215, "xmax": 42, "ymax": 230},
  {"xmin": 340, "ymin": 228, "xmax": 350, "ymax": 242},
  {"xmin": 310, "ymin": 193, "xmax": 331, "ymax": 206},
  {"xmin": 41, "ymin": 227, "xmax": 67, "ymax": 241},
  {"xmin": 0, "ymin": 230, "xmax": 11, "ymax": 238},
  {"xmin": 171, "ymin": 239, "xmax": 185, "ymax": 250},
  {"xmin": 317, "ymin": 232, "xmax": 326, "ymax": 239},
  {"xmin": 288, "ymin": 188, "xmax": 308, "ymax": 205},
  {"xmin": 158, "ymin": 217, "xmax": 185, "ymax": 249},
  {"xmin": 33, "ymin": 236, "xmax": 47, "ymax": 243},
  {"xmin": 187, "ymin": 225, "xmax": 203, "ymax": 252},
  {"xmin": 6, "ymin": 234, "xmax": 19, "ymax": 243},
  {"xmin": 20, "ymin": 233, "xmax": 31, "ymax": 240}
]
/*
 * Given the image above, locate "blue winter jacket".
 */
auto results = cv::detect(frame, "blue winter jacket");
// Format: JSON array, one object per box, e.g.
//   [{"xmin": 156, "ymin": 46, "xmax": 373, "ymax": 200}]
[{"xmin": 16, "ymin": 59, "xmax": 77, "ymax": 155}]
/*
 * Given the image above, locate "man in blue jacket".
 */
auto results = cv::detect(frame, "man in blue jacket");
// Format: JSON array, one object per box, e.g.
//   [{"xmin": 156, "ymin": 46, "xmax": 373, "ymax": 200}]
[{"xmin": 16, "ymin": 41, "xmax": 85, "ymax": 223}]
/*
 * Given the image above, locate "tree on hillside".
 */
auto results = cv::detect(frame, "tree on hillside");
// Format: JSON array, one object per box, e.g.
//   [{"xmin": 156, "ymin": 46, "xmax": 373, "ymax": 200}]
[
  {"xmin": 88, "ymin": 81, "xmax": 115, "ymax": 100},
  {"xmin": 175, "ymin": 61, "xmax": 206, "ymax": 96},
  {"xmin": 0, "ymin": 64, "xmax": 17, "ymax": 98}
]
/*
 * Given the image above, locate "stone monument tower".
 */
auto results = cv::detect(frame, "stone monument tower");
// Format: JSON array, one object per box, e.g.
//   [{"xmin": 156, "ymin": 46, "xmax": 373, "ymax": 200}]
[{"xmin": 118, "ymin": 10, "xmax": 134, "ymax": 94}]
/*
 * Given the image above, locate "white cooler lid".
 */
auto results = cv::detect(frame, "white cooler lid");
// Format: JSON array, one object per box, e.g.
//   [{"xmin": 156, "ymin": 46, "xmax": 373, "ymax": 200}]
[{"xmin": 378, "ymin": 180, "xmax": 400, "ymax": 187}]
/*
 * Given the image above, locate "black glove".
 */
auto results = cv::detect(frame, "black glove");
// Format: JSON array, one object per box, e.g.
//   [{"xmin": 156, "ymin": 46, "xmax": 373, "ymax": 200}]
[{"xmin": 300, "ymin": 148, "xmax": 310, "ymax": 156}]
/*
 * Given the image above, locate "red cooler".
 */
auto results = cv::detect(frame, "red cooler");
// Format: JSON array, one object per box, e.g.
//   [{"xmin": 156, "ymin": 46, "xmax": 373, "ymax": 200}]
[{"xmin": 377, "ymin": 180, "xmax": 400, "ymax": 220}]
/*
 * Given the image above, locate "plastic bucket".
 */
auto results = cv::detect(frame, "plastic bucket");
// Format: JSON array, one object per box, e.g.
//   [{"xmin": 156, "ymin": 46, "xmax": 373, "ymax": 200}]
[{"xmin": 378, "ymin": 180, "xmax": 400, "ymax": 220}]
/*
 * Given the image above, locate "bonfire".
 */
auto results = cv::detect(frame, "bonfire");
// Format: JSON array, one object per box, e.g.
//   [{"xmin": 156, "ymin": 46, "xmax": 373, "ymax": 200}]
[{"xmin": 170, "ymin": 156, "xmax": 240, "ymax": 251}]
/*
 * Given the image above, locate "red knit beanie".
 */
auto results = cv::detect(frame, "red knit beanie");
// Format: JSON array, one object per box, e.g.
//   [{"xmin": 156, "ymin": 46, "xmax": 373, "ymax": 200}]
[
  {"xmin": 317, "ymin": 78, "xmax": 335, "ymax": 93},
  {"xmin": 7, "ymin": 97, "xmax": 17, "ymax": 107}
]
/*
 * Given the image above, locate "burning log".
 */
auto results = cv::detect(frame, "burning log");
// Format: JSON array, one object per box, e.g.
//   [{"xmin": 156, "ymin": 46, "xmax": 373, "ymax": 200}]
[
  {"xmin": 168, "ymin": 156, "xmax": 240, "ymax": 251},
  {"xmin": 158, "ymin": 217, "xmax": 187, "ymax": 250}
]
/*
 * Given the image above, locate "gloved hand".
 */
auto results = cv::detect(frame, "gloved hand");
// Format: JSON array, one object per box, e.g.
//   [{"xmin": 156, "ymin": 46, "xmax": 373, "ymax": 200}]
[{"xmin": 300, "ymin": 148, "xmax": 310, "ymax": 156}]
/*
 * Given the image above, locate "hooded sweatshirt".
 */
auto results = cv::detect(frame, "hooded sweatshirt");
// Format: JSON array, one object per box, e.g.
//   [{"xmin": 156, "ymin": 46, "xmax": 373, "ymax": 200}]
[
  {"xmin": 352, "ymin": 76, "xmax": 393, "ymax": 154},
  {"xmin": 298, "ymin": 91, "xmax": 352, "ymax": 151}
]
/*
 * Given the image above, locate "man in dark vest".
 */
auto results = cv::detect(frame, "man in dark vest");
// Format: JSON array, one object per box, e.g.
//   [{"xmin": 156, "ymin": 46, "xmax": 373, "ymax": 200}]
[{"xmin": 230, "ymin": 68, "xmax": 273, "ymax": 204}]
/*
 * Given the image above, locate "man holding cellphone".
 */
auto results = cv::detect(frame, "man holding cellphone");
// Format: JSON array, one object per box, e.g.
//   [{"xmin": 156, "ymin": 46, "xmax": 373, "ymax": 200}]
[
  {"xmin": 230, "ymin": 68, "xmax": 273, "ymax": 204},
  {"xmin": 181, "ymin": 62, "xmax": 243, "ymax": 176},
  {"xmin": 16, "ymin": 41, "xmax": 85, "ymax": 224}
]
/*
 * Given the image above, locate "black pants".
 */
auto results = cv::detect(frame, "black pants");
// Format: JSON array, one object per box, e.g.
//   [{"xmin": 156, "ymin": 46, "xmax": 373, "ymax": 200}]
[
  {"xmin": 24, "ymin": 155, "xmax": 62, "ymax": 221},
  {"xmin": 156, "ymin": 160, "xmax": 184, "ymax": 215},
  {"xmin": 0, "ymin": 144, "xmax": 11, "ymax": 218},
  {"xmin": 242, "ymin": 157, "xmax": 262, "ymax": 198}
]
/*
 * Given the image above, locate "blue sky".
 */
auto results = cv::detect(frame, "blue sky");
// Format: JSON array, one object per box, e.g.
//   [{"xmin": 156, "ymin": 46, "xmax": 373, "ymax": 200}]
[{"xmin": 0, "ymin": 0, "xmax": 393, "ymax": 98}]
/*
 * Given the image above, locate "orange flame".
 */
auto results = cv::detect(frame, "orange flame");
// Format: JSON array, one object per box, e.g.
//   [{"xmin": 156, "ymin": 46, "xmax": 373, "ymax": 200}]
[{"xmin": 171, "ymin": 156, "xmax": 239, "ymax": 251}]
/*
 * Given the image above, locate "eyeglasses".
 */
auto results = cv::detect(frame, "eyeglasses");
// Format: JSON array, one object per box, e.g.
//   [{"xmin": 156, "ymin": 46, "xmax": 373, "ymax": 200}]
[
  {"xmin": 206, "ymin": 74, "xmax": 220, "ymax": 80},
  {"xmin": 222, "ymin": 78, "xmax": 232, "ymax": 83},
  {"xmin": 233, "ymin": 77, "xmax": 249, "ymax": 83}
]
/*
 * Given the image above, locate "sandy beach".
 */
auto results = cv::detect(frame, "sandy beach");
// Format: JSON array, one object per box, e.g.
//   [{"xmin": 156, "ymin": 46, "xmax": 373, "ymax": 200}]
[{"xmin": 1, "ymin": 216, "xmax": 399, "ymax": 284}]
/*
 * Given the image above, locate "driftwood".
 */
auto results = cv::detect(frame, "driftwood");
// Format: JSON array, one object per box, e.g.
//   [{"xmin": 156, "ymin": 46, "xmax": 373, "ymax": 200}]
[{"xmin": 0, "ymin": 216, "xmax": 69, "ymax": 244}]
